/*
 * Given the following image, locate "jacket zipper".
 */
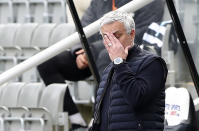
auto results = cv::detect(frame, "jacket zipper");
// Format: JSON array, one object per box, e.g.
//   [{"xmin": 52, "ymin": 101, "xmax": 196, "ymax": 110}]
[
  {"xmin": 93, "ymin": 66, "xmax": 114, "ymax": 125},
  {"xmin": 107, "ymin": 72, "xmax": 114, "ymax": 131},
  {"xmin": 102, "ymin": 63, "xmax": 112, "ymax": 74},
  {"xmin": 107, "ymin": 87, "xmax": 111, "ymax": 131}
]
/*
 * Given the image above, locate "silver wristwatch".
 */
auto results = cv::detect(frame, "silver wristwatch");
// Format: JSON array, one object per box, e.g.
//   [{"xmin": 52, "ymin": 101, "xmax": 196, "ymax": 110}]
[{"xmin": 113, "ymin": 57, "xmax": 123, "ymax": 65}]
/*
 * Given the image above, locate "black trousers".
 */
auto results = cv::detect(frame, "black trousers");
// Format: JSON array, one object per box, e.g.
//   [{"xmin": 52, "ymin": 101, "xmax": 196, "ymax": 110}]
[{"xmin": 37, "ymin": 50, "xmax": 91, "ymax": 115}]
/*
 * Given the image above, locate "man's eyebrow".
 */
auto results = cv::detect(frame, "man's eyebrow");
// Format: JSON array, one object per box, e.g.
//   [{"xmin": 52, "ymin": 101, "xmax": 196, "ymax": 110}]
[
  {"xmin": 101, "ymin": 30, "xmax": 120, "ymax": 36},
  {"xmin": 112, "ymin": 30, "xmax": 119, "ymax": 34}
]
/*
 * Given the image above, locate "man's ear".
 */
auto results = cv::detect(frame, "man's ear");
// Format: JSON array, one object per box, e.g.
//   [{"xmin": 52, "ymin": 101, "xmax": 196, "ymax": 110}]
[{"xmin": 130, "ymin": 29, "xmax": 135, "ymax": 38}]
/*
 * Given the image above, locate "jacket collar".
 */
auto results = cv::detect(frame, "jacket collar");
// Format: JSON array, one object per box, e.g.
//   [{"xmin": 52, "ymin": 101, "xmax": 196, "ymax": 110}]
[{"xmin": 127, "ymin": 44, "xmax": 140, "ymax": 61}]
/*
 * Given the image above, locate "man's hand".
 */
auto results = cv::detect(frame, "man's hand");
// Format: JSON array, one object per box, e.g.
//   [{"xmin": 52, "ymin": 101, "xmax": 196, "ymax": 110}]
[
  {"xmin": 75, "ymin": 49, "xmax": 89, "ymax": 69},
  {"xmin": 103, "ymin": 33, "xmax": 131, "ymax": 61}
]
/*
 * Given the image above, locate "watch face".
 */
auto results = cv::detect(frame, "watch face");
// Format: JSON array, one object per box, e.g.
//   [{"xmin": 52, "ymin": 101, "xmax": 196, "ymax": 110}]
[{"xmin": 114, "ymin": 57, "xmax": 123, "ymax": 64}]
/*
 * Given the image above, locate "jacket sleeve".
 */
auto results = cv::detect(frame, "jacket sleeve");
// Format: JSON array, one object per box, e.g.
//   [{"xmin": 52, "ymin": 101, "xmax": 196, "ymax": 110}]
[
  {"xmin": 71, "ymin": 0, "xmax": 98, "ymax": 56},
  {"xmin": 134, "ymin": 0, "xmax": 165, "ymax": 44},
  {"xmin": 113, "ymin": 58, "xmax": 166, "ymax": 109}
]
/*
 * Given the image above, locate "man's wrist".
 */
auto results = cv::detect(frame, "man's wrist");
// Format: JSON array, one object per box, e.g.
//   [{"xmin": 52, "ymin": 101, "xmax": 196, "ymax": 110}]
[{"xmin": 113, "ymin": 57, "xmax": 125, "ymax": 65}]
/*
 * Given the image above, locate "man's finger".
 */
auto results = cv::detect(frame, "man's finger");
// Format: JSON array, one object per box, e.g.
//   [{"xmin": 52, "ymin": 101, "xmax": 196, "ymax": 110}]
[
  {"xmin": 108, "ymin": 33, "xmax": 117, "ymax": 45},
  {"xmin": 76, "ymin": 58, "xmax": 83, "ymax": 69},
  {"xmin": 76, "ymin": 56, "xmax": 88, "ymax": 69},
  {"xmin": 103, "ymin": 39, "xmax": 110, "ymax": 51},
  {"xmin": 79, "ymin": 55, "xmax": 88, "ymax": 65},
  {"xmin": 109, "ymin": 33, "xmax": 123, "ymax": 48},
  {"xmin": 104, "ymin": 35, "xmax": 112, "ymax": 48},
  {"xmin": 77, "ymin": 62, "xmax": 86, "ymax": 69},
  {"xmin": 83, "ymin": 54, "xmax": 89, "ymax": 63},
  {"xmin": 82, "ymin": 54, "xmax": 88, "ymax": 65},
  {"xmin": 75, "ymin": 49, "xmax": 84, "ymax": 55}
]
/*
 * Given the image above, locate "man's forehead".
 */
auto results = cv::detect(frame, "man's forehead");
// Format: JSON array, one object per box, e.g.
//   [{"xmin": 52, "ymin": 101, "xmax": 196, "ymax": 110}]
[
  {"xmin": 101, "ymin": 22, "xmax": 125, "ymax": 33},
  {"xmin": 102, "ymin": 30, "xmax": 119, "ymax": 34}
]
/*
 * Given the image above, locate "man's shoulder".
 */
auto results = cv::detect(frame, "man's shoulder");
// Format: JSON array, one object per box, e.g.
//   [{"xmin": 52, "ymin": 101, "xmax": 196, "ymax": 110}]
[
  {"xmin": 141, "ymin": 49, "xmax": 165, "ymax": 66},
  {"xmin": 128, "ymin": 46, "xmax": 166, "ymax": 72},
  {"xmin": 128, "ymin": 45, "xmax": 159, "ymax": 61},
  {"xmin": 139, "ymin": 50, "xmax": 167, "ymax": 74}
]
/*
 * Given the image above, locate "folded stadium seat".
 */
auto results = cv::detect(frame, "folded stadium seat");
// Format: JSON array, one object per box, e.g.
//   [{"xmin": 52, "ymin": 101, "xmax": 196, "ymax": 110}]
[
  {"xmin": 0, "ymin": 1, "xmax": 15, "ymax": 24},
  {"xmin": 23, "ymin": 84, "xmax": 68, "ymax": 131},
  {"xmin": 73, "ymin": 80, "xmax": 96, "ymax": 104},
  {"xmin": 0, "ymin": 24, "xmax": 21, "ymax": 51},
  {"xmin": 0, "ymin": 106, "xmax": 10, "ymax": 131},
  {"xmin": 0, "ymin": 24, "xmax": 22, "ymax": 77},
  {"xmin": 1, "ymin": 82, "xmax": 25, "ymax": 107},
  {"xmin": 30, "ymin": 1, "xmax": 45, "ymax": 23},
  {"xmin": 49, "ymin": 23, "xmax": 76, "ymax": 46},
  {"xmin": 0, "ymin": 83, "xmax": 9, "ymax": 122},
  {"xmin": 2, "ymin": 83, "xmax": 49, "ymax": 131},
  {"xmin": 30, "ymin": 0, "xmax": 66, "ymax": 23},
  {"xmin": 0, "ymin": 82, "xmax": 26, "ymax": 131},
  {"xmin": 14, "ymin": 0, "xmax": 33, "ymax": 23},
  {"xmin": 0, "ymin": 83, "xmax": 8, "ymax": 105},
  {"xmin": 18, "ymin": 83, "xmax": 44, "ymax": 107},
  {"xmin": 4, "ymin": 106, "xmax": 31, "ymax": 131},
  {"xmin": 50, "ymin": 0, "xmax": 67, "ymax": 23},
  {"xmin": 4, "ymin": 83, "xmax": 45, "ymax": 131},
  {"xmin": 0, "ymin": 24, "xmax": 5, "ymax": 54},
  {"xmin": 164, "ymin": 87, "xmax": 196, "ymax": 131},
  {"xmin": 0, "ymin": 83, "xmax": 9, "ymax": 131},
  {"xmin": 30, "ymin": 23, "xmax": 57, "ymax": 50},
  {"xmin": 23, "ymin": 108, "xmax": 53, "ymax": 131},
  {"xmin": 14, "ymin": 23, "xmax": 40, "ymax": 82},
  {"xmin": 66, "ymin": 76, "xmax": 96, "ymax": 104},
  {"xmin": 14, "ymin": 23, "xmax": 39, "ymax": 51},
  {"xmin": 39, "ymin": 84, "xmax": 68, "ymax": 131}
]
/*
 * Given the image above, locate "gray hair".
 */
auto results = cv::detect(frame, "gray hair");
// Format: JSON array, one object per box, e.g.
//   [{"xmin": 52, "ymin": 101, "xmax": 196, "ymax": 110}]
[{"xmin": 100, "ymin": 11, "xmax": 135, "ymax": 34}]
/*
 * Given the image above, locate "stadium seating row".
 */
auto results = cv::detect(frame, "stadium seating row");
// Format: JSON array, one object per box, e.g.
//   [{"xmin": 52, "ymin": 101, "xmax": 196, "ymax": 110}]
[
  {"xmin": 0, "ymin": 0, "xmax": 67, "ymax": 23},
  {"xmin": 0, "ymin": 23, "xmax": 75, "ymax": 82},
  {"xmin": 0, "ymin": 23, "xmax": 75, "ymax": 51},
  {"xmin": 0, "ymin": 82, "xmax": 69, "ymax": 131}
]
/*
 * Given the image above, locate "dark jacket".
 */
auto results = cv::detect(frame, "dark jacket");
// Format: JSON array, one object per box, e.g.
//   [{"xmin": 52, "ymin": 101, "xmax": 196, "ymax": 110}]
[
  {"xmin": 71, "ymin": 0, "xmax": 165, "ymax": 54},
  {"xmin": 94, "ymin": 46, "xmax": 168, "ymax": 131}
]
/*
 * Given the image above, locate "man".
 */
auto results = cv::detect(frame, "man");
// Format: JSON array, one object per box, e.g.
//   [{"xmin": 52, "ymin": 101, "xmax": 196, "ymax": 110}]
[
  {"xmin": 72, "ymin": 0, "xmax": 165, "ymax": 75},
  {"xmin": 37, "ymin": 0, "xmax": 165, "ymax": 129},
  {"xmin": 92, "ymin": 11, "xmax": 168, "ymax": 131}
]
